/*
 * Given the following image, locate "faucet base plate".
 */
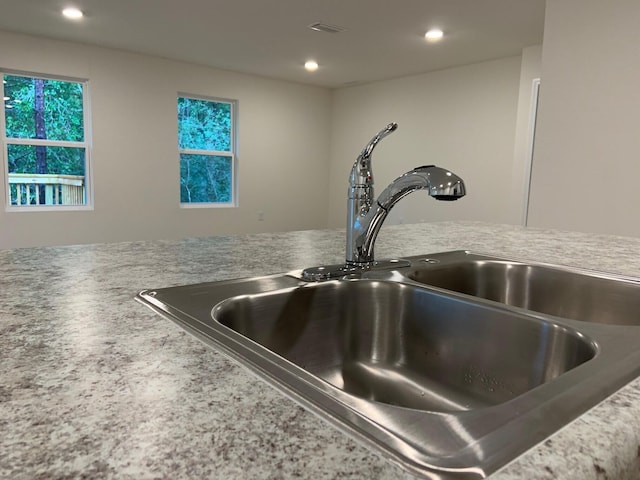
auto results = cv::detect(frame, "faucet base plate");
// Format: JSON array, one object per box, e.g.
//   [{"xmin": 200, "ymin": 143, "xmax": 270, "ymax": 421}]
[{"xmin": 300, "ymin": 259, "xmax": 410, "ymax": 281}]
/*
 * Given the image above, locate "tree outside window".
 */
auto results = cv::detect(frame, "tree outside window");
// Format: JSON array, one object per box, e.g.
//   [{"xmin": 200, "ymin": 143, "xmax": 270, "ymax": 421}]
[
  {"xmin": 178, "ymin": 95, "xmax": 235, "ymax": 205},
  {"xmin": 2, "ymin": 73, "xmax": 90, "ymax": 207}
]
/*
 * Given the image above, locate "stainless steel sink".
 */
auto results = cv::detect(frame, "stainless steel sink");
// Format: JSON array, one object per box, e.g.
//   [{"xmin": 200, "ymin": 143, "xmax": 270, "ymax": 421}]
[
  {"xmin": 402, "ymin": 250, "xmax": 640, "ymax": 325},
  {"xmin": 215, "ymin": 279, "xmax": 594, "ymax": 412},
  {"xmin": 136, "ymin": 254, "xmax": 640, "ymax": 479}
]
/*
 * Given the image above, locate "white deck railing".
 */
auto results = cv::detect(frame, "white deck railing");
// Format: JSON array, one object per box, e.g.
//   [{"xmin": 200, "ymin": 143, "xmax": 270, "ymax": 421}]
[{"xmin": 8, "ymin": 173, "xmax": 85, "ymax": 206}]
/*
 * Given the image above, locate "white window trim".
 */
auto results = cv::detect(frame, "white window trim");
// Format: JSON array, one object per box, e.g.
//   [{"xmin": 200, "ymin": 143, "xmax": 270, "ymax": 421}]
[
  {"xmin": 1, "ymin": 70, "xmax": 93, "ymax": 212},
  {"xmin": 177, "ymin": 93, "xmax": 238, "ymax": 208}
]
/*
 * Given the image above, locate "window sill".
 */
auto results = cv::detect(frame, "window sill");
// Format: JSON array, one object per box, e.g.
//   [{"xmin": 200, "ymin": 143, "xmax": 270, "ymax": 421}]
[
  {"xmin": 5, "ymin": 204, "xmax": 94, "ymax": 213},
  {"xmin": 179, "ymin": 202, "xmax": 237, "ymax": 209}
]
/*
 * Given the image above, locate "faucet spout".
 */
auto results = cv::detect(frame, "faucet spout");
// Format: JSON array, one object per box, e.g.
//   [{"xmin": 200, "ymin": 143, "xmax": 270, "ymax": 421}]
[{"xmin": 348, "ymin": 165, "xmax": 466, "ymax": 267}]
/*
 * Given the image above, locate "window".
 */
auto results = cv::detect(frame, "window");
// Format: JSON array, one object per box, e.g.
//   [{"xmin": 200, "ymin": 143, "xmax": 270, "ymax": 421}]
[
  {"xmin": 177, "ymin": 95, "xmax": 236, "ymax": 205},
  {"xmin": 1, "ymin": 72, "xmax": 90, "ymax": 208}
]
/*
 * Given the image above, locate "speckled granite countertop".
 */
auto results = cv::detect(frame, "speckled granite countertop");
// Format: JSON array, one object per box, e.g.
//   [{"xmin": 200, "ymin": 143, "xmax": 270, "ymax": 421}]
[{"xmin": 2, "ymin": 221, "xmax": 640, "ymax": 480}]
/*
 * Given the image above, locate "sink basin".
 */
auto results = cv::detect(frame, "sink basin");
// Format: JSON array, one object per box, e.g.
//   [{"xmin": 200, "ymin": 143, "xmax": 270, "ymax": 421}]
[
  {"xmin": 136, "ymin": 256, "xmax": 640, "ymax": 479},
  {"xmin": 215, "ymin": 279, "xmax": 594, "ymax": 412},
  {"xmin": 402, "ymin": 250, "xmax": 640, "ymax": 325}
]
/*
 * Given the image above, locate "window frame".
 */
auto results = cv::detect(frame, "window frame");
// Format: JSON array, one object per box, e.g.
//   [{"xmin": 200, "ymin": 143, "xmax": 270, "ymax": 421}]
[
  {"xmin": 1, "ymin": 70, "xmax": 93, "ymax": 212},
  {"xmin": 177, "ymin": 93, "xmax": 238, "ymax": 208}
]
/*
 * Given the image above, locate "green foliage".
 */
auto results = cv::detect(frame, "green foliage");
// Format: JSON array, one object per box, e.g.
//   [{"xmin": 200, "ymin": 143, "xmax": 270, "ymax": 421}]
[
  {"xmin": 3, "ymin": 74, "xmax": 85, "ymax": 176},
  {"xmin": 180, "ymin": 154, "xmax": 232, "ymax": 203},
  {"xmin": 3, "ymin": 80, "xmax": 235, "ymax": 204},
  {"xmin": 178, "ymin": 96, "xmax": 233, "ymax": 203},
  {"xmin": 7, "ymin": 145, "xmax": 85, "ymax": 176},
  {"xmin": 4, "ymin": 74, "xmax": 84, "ymax": 141},
  {"xmin": 178, "ymin": 97, "xmax": 231, "ymax": 151}
]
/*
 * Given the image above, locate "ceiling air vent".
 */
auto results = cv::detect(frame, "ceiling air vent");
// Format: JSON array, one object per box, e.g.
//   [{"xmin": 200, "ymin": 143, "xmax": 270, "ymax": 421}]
[{"xmin": 308, "ymin": 22, "xmax": 346, "ymax": 34}]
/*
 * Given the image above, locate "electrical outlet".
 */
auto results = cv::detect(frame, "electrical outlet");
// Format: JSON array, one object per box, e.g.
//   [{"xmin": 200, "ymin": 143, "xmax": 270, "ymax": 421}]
[{"xmin": 258, "ymin": 210, "xmax": 264, "ymax": 221}]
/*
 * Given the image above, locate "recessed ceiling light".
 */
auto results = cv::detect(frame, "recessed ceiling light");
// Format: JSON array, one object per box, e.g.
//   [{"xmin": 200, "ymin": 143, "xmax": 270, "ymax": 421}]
[
  {"xmin": 425, "ymin": 29, "xmax": 444, "ymax": 41},
  {"xmin": 304, "ymin": 60, "xmax": 319, "ymax": 72},
  {"xmin": 62, "ymin": 7, "xmax": 84, "ymax": 19}
]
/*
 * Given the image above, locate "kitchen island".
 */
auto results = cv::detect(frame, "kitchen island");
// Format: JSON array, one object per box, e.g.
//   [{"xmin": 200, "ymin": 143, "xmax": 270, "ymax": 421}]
[{"xmin": 2, "ymin": 221, "xmax": 640, "ymax": 479}]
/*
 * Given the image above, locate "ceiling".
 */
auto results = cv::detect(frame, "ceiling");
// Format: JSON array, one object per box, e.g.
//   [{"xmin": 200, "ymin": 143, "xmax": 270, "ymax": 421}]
[{"xmin": 0, "ymin": 0, "xmax": 546, "ymax": 88}]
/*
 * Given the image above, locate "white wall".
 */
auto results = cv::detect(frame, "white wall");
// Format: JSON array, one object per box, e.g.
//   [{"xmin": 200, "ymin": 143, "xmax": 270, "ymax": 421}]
[
  {"xmin": 528, "ymin": 0, "xmax": 640, "ymax": 236},
  {"xmin": 0, "ymin": 30, "xmax": 331, "ymax": 249},
  {"xmin": 1, "ymin": 29, "xmax": 547, "ymax": 249},
  {"xmin": 327, "ymin": 56, "xmax": 524, "ymax": 229}
]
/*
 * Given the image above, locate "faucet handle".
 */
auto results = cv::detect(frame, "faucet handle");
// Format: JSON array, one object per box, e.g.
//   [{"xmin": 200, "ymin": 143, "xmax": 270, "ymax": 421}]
[
  {"xmin": 350, "ymin": 122, "xmax": 398, "ymax": 187},
  {"xmin": 358, "ymin": 122, "xmax": 398, "ymax": 164}
]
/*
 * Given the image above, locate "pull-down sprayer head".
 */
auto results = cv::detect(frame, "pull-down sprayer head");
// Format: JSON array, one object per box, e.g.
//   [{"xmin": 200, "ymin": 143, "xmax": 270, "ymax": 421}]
[
  {"xmin": 349, "ymin": 165, "xmax": 466, "ymax": 266},
  {"xmin": 376, "ymin": 165, "xmax": 466, "ymax": 209}
]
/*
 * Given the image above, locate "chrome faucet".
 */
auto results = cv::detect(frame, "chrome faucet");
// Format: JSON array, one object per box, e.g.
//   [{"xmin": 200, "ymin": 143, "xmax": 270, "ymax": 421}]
[{"xmin": 302, "ymin": 122, "xmax": 466, "ymax": 280}]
